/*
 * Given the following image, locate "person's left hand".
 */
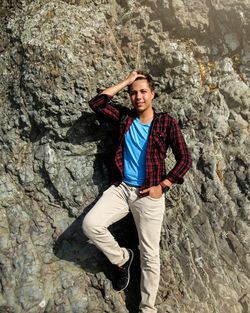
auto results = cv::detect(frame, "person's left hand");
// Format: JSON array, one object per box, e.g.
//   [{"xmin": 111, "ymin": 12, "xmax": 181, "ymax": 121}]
[{"xmin": 140, "ymin": 185, "xmax": 162, "ymax": 199}]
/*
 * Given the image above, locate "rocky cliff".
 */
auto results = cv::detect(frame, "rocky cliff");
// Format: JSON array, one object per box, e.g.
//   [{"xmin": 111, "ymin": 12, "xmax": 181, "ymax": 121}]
[{"xmin": 0, "ymin": 0, "xmax": 250, "ymax": 312}]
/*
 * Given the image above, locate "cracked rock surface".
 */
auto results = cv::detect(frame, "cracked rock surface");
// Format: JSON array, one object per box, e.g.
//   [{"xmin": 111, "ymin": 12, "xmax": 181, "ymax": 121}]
[{"xmin": 0, "ymin": 0, "xmax": 249, "ymax": 312}]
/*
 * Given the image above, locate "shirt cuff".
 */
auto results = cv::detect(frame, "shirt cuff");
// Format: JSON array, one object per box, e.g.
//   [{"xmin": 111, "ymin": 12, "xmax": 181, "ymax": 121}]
[{"xmin": 165, "ymin": 173, "xmax": 184, "ymax": 184}]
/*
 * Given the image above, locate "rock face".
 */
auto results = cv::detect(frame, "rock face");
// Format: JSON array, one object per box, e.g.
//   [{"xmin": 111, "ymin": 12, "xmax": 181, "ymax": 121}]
[{"xmin": 0, "ymin": 0, "xmax": 250, "ymax": 312}]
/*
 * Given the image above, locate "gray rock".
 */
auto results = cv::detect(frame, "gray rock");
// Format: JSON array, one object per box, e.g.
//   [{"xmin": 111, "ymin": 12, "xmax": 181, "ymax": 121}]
[{"xmin": 0, "ymin": 0, "xmax": 249, "ymax": 312}]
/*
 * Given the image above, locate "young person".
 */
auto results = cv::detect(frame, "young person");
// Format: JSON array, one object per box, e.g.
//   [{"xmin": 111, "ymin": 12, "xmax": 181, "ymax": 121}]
[{"xmin": 83, "ymin": 71, "xmax": 192, "ymax": 313}]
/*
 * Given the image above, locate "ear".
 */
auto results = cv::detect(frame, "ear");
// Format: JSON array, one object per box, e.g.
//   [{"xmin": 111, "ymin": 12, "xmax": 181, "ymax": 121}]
[{"xmin": 151, "ymin": 90, "xmax": 155, "ymax": 100}]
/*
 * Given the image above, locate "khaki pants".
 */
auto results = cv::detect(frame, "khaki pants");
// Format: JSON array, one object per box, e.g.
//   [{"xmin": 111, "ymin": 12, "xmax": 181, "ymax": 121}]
[{"xmin": 83, "ymin": 182, "xmax": 165, "ymax": 313}]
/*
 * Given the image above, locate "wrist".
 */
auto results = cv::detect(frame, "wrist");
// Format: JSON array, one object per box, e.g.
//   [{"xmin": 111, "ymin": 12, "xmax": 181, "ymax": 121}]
[
  {"xmin": 124, "ymin": 78, "xmax": 133, "ymax": 86},
  {"xmin": 159, "ymin": 181, "xmax": 170, "ymax": 193}
]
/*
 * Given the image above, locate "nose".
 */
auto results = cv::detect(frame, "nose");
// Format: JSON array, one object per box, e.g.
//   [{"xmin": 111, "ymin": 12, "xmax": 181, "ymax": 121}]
[{"xmin": 136, "ymin": 92, "xmax": 142, "ymax": 99}]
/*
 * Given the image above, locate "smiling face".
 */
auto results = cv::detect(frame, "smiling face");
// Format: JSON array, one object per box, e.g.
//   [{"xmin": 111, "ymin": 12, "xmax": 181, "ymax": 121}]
[{"xmin": 129, "ymin": 79, "xmax": 155, "ymax": 115}]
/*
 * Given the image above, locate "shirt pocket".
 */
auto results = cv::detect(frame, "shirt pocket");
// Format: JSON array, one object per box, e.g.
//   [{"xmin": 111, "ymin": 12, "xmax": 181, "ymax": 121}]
[{"xmin": 153, "ymin": 132, "xmax": 167, "ymax": 155}]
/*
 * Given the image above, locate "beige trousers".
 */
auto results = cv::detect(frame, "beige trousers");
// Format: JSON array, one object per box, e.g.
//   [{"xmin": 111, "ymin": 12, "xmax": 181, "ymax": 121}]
[{"xmin": 82, "ymin": 182, "xmax": 165, "ymax": 313}]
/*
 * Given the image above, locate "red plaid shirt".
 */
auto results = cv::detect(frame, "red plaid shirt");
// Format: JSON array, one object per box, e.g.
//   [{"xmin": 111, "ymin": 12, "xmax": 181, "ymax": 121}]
[{"xmin": 89, "ymin": 93, "xmax": 192, "ymax": 190}]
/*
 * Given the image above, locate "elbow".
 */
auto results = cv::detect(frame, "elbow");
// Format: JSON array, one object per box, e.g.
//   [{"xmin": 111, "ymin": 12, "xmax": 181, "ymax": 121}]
[
  {"xmin": 183, "ymin": 154, "xmax": 192, "ymax": 176},
  {"xmin": 177, "ymin": 151, "xmax": 192, "ymax": 178},
  {"xmin": 186, "ymin": 151, "xmax": 192, "ymax": 171},
  {"xmin": 178, "ymin": 149, "xmax": 192, "ymax": 171},
  {"xmin": 88, "ymin": 96, "xmax": 98, "ymax": 110},
  {"xmin": 88, "ymin": 99, "xmax": 94, "ymax": 109}
]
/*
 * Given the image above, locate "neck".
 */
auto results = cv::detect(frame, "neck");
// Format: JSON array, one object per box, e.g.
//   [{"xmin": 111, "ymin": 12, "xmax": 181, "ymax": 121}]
[{"xmin": 137, "ymin": 108, "xmax": 154, "ymax": 124}]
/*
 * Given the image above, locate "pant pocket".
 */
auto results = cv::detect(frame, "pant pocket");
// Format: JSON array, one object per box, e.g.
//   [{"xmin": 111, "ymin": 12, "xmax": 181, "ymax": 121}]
[{"xmin": 147, "ymin": 195, "xmax": 163, "ymax": 201}]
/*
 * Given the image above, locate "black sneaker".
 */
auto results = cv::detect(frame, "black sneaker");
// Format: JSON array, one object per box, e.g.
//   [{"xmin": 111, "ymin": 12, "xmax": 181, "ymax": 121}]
[{"xmin": 113, "ymin": 248, "xmax": 134, "ymax": 292}]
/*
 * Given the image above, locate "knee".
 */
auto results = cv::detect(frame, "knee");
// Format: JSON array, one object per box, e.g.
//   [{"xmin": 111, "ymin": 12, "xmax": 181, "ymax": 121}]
[
  {"xmin": 82, "ymin": 215, "xmax": 94, "ymax": 237},
  {"xmin": 140, "ymin": 251, "xmax": 160, "ymax": 267},
  {"xmin": 82, "ymin": 215, "xmax": 105, "ymax": 238}
]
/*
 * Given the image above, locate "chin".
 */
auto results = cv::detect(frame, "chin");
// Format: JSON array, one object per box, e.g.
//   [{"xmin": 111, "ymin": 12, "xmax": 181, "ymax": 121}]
[{"xmin": 136, "ymin": 107, "xmax": 145, "ymax": 112}]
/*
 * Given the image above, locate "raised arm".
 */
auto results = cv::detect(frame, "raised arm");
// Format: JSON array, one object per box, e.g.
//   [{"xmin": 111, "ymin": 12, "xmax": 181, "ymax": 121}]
[
  {"xmin": 89, "ymin": 71, "xmax": 145, "ymax": 123},
  {"xmin": 100, "ymin": 71, "xmax": 145, "ymax": 96}
]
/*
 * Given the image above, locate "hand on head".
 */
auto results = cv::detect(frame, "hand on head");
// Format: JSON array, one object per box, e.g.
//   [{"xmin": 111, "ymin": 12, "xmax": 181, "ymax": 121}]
[{"xmin": 126, "ymin": 71, "xmax": 146, "ymax": 85}]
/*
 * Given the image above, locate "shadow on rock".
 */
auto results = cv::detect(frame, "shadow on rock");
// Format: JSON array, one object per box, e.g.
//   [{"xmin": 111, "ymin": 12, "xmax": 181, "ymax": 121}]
[{"xmin": 53, "ymin": 199, "xmax": 141, "ymax": 313}]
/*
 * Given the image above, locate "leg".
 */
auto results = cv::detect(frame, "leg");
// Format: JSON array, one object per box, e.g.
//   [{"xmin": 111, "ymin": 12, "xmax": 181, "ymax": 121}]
[
  {"xmin": 130, "ymin": 195, "xmax": 165, "ymax": 313},
  {"xmin": 82, "ymin": 184, "xmax": 130, "ymax": 266}
]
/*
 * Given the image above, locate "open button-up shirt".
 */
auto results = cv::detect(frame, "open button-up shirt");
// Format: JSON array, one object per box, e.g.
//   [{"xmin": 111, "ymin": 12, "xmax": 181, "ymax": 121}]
[{"xmin": 89, "ymin": 93, "xmax": 192, "ymax": 191}]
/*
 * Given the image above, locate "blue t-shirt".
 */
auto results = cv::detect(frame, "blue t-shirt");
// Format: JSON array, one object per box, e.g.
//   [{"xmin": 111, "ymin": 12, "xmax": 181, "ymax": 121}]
[{"xmin": 123, "ymin": 118, "xmax": 151, "ymax": 186}]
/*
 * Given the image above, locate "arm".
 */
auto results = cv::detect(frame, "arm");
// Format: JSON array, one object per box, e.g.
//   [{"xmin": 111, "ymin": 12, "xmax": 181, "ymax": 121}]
[
  {"xmin": 100, "ymin": 71, "xmax": 145, "ymax": 96},
  {"xmin": 140, "ymin": 117, "xmax": 192, "ymax": 198},
  {"xmin": 89, "ymin": 71, "xmax": 145, "ymax": 122},
  {"xmin": 165, "ymin": 117, "xmax": 192, "ymax": 184}
]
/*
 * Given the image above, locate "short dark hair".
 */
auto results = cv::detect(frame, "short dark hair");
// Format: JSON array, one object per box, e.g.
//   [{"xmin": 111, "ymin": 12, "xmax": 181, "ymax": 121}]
[{"xmin": 127, "ymin": 70, "xmax": 155, "ymax": 93}]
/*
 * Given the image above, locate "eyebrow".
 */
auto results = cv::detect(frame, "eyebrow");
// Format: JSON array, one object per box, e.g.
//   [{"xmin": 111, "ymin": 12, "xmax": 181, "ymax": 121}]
[{"xmin": 130, "ymin": 88, "xmax": 149, "ymax": 92}]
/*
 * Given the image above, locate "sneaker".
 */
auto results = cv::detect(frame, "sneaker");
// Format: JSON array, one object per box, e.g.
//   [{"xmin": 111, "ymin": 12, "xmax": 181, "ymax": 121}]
[{"xmin": 113, "ymin": 248, "xmax": 134, "ymax": 292}]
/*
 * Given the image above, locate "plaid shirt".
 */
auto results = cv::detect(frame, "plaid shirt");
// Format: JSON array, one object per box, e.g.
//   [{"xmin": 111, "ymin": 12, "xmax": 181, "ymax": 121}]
[{"xmin": 89, "ymin": 93, "xmax": 192, "ymax": 191}]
